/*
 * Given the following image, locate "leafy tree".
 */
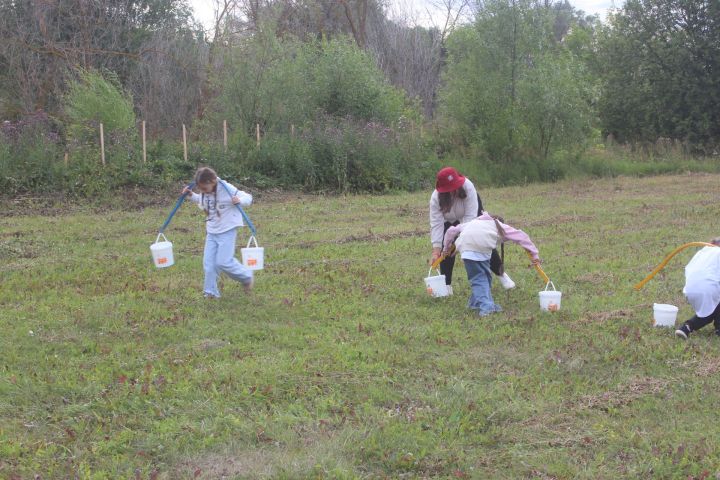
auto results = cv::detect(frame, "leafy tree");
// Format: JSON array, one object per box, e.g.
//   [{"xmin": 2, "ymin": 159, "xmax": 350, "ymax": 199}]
[
  {"xmin": 207, "ymin": 33, "xmax": 410, "ymax": 135},
  {"xmin": 597, "ymin": 0, "xmax": 720, "ymax": 152},
  {"xmin": 439, "ymin": 0, "xmax": 592, "ymax": 164},
  {"xmin": 0, "ymin": 0, "xmax": 198, "ymax": 119},
  {"xmin": 64, "ymin": 69, "xmax": 136, "ymax": 141}
]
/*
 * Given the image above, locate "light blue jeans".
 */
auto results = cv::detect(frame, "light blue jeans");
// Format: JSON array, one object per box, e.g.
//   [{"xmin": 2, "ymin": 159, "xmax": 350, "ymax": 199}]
[
  {"xmin": 203, "ymin": 228, "xmax": 253, "ymax": 297},
  {"xmin": 463, "ymin": 259, "xmax": 502, "ymax": 316}
]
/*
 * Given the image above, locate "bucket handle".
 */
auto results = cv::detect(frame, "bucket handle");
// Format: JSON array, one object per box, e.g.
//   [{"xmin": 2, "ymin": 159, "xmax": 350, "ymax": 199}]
[
  {"xmin": 246, "ymin": 235, "xmax": 259, "ymax": 249},
  {"xmin": 427, "ymin": 267, "xmax": 442, "ymax": 278},
  {"xmin": 155, "ymin": 232, "xmax": 169, "ymax": 244},
  {"xmin": 544, "ymin": 281, "xmax": 557, "ymax": 291}
]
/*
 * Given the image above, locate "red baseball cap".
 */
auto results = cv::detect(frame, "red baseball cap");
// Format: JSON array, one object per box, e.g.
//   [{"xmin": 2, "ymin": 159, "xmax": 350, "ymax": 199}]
[{"xmin": 435, "ymin": 167, "xmax": 466, "ymax": 193}]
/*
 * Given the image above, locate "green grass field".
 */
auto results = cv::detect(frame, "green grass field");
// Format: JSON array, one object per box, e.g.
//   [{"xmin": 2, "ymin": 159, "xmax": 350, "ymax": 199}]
[{"xmin": 3, "ymin": 174, "xmax": 720, "ymax": 479}]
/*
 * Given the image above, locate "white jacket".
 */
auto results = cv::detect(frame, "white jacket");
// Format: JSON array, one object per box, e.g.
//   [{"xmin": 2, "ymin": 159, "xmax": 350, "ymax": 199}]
[
  {"xmin": 454, "ymin": 218, "xmax": 500, "ymax": 255},
  {"xmin": 429, "ymin": 178, "xmax": 479, "ymax": 248},
  {"xmin": 684, "ymin": 246, "xmax": 720, "ymax": 317},
  {"xmin": 189, "ymin": 178, "xmax": 252, "ymax": 234}
]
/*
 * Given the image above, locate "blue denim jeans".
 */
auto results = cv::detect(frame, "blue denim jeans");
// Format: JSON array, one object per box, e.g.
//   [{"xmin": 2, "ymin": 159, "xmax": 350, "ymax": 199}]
[
  {"xmin": 203, "ymin": 228, "xmax": 253, "ymax": 297},
  {"xmin": 463, "ymin": 259, "xmax": 502, "ymax": 316}
]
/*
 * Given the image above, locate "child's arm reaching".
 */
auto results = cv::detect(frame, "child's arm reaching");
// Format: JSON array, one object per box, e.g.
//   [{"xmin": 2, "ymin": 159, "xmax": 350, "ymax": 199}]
[
  {"xmin": 498, "ymin": 221, "xmax": 540, "ymax": 262},
  {"xmin": 442, "ymin": 224, "xmax": 465, "ymax": 255},
  {"xmin": 182, "ymin": 186, "xmax": 201, "ymax": 204}
]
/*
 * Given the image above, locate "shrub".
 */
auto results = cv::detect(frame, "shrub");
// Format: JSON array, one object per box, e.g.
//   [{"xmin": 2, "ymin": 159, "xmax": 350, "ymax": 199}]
[
  {"xmin": 0, "ymin": 111, "xmax": 64, "ymax": 195},
  {"xmin": 63, "ymin": 69, "xmax": 136, "ymax": 145}
]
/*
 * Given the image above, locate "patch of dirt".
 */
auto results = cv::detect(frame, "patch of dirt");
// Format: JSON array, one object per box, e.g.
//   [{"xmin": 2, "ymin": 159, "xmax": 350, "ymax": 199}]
[
  {"xmin": 336, "ymin": 229, "xmax": 426, "ymax": 244},
  {"xmin": 696, "ymin": 359, "xmax": 720, "ymax": 377},
  {"xmin": 174, "ymin": 451, "xmax": 281, "ymax": 479},
  {"xmin": 677, "ymin": 355, "xmax": 720, "ymax": 377},
  {"xmin": 579, "ymin": 308, "xmax": 638, "ymax": 324},
  {"xmin": 293, "ymin": 228, "xmax": 426, "ymax": 248},
  {"xmin": 196, "ymin": 339, "xmax": 230, "ymax": 352},
  {"xmin": 574, "ymin": 376, "xmax": 669, "ymax": 411},
  {"xmin": 527, "ymin": 470, "xmax": 559, "ymax": 480},
  {"xmin": 374, "ymin": 204, "xmax": 426, "ymax": 218},
  {"xmin": 525, "ymin": 215, "xmax": 595, "ymax": 227},
  {"xmin": 0, "ymin": 239, "xmax": 40, "ymax": 259},
  {"xmin": 173, "ymin": 428, "xmax": 353, "ymax": 479},
  {"xmin": 384, "ymin": 398, "xmax": 434, "ymax": 423},
  {"xmin": 575, "ymin": 272, "xmax": 614, "ymax": 285}
]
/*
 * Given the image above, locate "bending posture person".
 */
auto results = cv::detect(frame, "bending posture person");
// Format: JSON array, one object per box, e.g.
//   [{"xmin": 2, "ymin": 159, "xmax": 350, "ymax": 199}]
[
  {"xmin": 443, "ymin": 213, "xmax": 541, "ymax": 316},
  {"xmin": 676, "ymin": 238, "xmax": 720, "ymax": 339},
  {"xmin": 182, "ymin": 167, "xmax": 254, "ymax": 299},
  {"xmin": 429, "ymin": 167, "xmax": 514, "ymax": 294}
]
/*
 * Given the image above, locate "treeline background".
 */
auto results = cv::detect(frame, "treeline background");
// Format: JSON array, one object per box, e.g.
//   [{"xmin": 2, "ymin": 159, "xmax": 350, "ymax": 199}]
[{"xmin": 1, "ymin": 0, "xmax": 718, "ymax": 196}]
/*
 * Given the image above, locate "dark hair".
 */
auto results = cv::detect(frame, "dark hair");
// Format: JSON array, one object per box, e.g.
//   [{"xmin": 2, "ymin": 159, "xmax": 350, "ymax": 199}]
[
  {"xmin": 438, "ymin": 186, "xmax": 467, "ymax": 213},
  {"xmin": 194, "ymin": 167, "xmax": 220, "ymax": 218},
  {"xmin": 194, "ymin": 166, "xmax": 217, "ymax": 185}
]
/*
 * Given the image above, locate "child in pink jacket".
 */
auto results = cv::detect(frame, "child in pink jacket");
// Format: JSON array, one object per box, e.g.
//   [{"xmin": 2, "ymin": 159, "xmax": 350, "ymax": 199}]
[{"xmin": 443, "ymin": 213, "xmax": 541, "ymax": 316}]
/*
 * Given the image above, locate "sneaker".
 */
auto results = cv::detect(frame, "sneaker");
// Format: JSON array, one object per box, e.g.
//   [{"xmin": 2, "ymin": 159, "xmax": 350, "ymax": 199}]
[
  {"xmin": 243, "ymin": 278, "xmax": 254, "ymax": 293},
  {"xmin": 499, "ymin": 273, "xmax": 516, "ymax": 290},
  {"xmin": 446, "ymin": 285, "xmax": 453, "ymax": 296},
  {"xmin": 203, "ymin": 292, "xmax": 219, "ymax": 299},
  {"xmin": 675, "ymin": 324, "xmax": 691, "ymax": 339}
]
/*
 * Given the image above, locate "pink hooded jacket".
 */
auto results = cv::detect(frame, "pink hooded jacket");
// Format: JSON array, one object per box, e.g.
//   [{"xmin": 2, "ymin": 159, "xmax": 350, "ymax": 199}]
[{"xmin": 443, "ymin": 212, "xmax": 540, "ymax": 261}]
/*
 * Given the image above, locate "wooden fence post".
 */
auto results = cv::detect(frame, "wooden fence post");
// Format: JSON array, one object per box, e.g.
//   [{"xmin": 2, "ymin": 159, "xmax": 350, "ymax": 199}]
[
  {"xmin": 142, "ymin": 120, "xmax": 147, "ymax": 164},
  {"xmin": 182, "ymin": 124, "xmax": 188, "ymax": 162},
  {"xmin": 291, "ymin": 124, "xmax": 295, "ymax": 137},
  {"xmin": 223, "ymin": 120, "xmax": 228, "ymax": 153},
  {"xmin": 256, "ymin": 123, "xmax": 260, "ymax": 147},
  {"xmin": 99, "ymin": 123, "xmax": 105, "ymax": 166}
]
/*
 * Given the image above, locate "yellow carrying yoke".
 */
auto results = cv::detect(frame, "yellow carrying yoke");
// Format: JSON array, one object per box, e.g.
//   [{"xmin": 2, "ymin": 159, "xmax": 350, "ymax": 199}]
[
  {"xmin": 430, "ymin": 245, "xmax": 455, "ymax": 270},
  {"xmin": 634, "ymin": 242, "xmax": 718, "ymax": 290},
  {"xmin": 432, "ymin": 247, "xmax": 550, "ymax": 284},
  {"xmin": 526, "ymin": 250, "xmax": 550, "ymax": 284}
]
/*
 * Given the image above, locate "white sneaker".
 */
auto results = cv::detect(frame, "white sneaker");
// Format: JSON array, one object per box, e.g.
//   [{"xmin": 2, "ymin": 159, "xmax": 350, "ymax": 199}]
[
  {"xmin": 446, "ymin": 285, "xmax": 453, "ymax": 295},
  {"xmin": 499, "ymin": 273, "xmax": 516, "ymax": 290}
]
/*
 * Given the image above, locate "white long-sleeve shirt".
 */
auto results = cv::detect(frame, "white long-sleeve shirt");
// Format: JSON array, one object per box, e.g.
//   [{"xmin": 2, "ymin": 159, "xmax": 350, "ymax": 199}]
[
  {"xmin": 684, "ymin": 246, "xmax": 720, "ymax": 317},
  {"xmin": 189, "ymin": 178, "xmax": 252, "ymax": 234},
  {"xmin": 429, "ymin": 178, "xmax": 479, "ymax": 248}
]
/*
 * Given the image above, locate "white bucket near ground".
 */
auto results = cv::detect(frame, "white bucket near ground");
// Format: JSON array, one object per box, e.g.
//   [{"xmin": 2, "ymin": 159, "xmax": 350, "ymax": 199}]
[
  {"xmin": 151, "ymin": 233, "xmax": 174, "ymax": 268},
  {"xmin": 241, "ymin": 235, "xmax": 264, "ymax": 270},
  {"xmin": 539, "ymin": 281, "xmax": 562, "ymax": 311},
  {"xmin": 424, "ymin": 268, "xmax": 449, "ymax": 297},
  {"xmin": 653, "ymin": 303, "xmax": 678, "ymax": 327}
]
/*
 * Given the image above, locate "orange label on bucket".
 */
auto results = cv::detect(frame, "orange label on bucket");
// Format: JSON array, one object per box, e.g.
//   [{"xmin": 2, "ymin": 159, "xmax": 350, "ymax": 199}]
[
  {"xmin": 158, "ymin": 258, "xmax": 168, "ymax": 264},
  {"xmin": 248, "ymin": 259, "xmax": 257, "ymax": 266},
  {"xmin": 427, "ymin": 287, "xmax": 433, "ymax": 295}
]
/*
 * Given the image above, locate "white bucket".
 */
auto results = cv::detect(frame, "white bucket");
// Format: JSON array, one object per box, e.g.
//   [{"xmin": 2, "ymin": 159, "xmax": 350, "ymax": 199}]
[
  {"xmin": 150, "ymin": 233, "xmax": 174, "ymax": 268},
  {"xmin": 424, "ymin": 268, "xmax": 449, "ymax": 297},
  {"xmin": 241, "ymin": 235, "xmax": 264, "ymax": 270},
  {"xmin": 539, "ymin": 281, "xmax": 562, "ymax": 311},
  {"xmin": 653, "ymin": 303, "xmax": 678, "ymax": 327}
]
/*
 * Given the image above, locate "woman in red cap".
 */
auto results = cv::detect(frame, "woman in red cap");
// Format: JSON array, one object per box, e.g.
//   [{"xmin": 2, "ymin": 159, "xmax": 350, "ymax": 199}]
[{"xmin": 429, "ymin": 167, "xmax": 515, "ymax": 294}]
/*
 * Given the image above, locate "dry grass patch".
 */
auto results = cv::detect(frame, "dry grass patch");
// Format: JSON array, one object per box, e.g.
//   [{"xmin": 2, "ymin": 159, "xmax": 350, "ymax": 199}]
[{"xmin": 575, "ymin": 376, "xmax": 669, "ymax": 411}]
